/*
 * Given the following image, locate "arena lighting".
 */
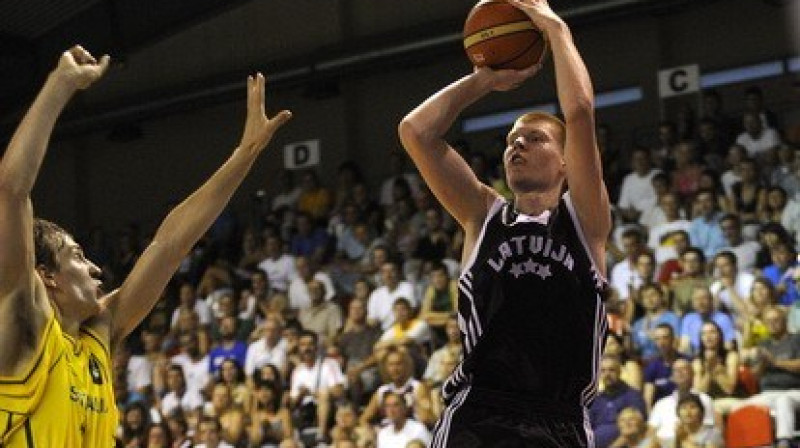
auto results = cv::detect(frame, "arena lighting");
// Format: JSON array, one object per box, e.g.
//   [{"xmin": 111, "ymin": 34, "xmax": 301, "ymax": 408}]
[
  {"xmin": 787, "ymin": 56, "xmax": 800, "ymax": 72},
  {"xmin": 462, "ymin": 103, "xmax": 558, "ymax": 133},
  {"xmin": 700, "ymin": 60, "xmax": 784, "ymax": 88},
  {"xmin": 461, "ymin": 86, "xmax": 641, "ymax": 133}
]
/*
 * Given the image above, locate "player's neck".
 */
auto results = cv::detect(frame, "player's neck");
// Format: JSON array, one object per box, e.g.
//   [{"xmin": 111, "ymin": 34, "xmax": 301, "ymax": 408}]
[
  {"xmin": 513, "ymin": 188, "xmax": 561, "ymax": 216},
  {"xmin": 51, "ymin": 298, "xmax": 82, "ymax": 338}
]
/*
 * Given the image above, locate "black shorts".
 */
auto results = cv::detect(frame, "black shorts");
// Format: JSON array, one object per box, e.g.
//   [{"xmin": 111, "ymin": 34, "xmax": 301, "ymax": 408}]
[{"xmin": 430, "ymin": 388, "xmax": 592, "ymax": 448}]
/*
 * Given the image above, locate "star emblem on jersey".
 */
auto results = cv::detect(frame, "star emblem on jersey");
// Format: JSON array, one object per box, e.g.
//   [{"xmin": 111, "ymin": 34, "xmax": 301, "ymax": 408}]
[{"xmin": 509, "ymin": 258, "xmax": 552, "ymax": 279}]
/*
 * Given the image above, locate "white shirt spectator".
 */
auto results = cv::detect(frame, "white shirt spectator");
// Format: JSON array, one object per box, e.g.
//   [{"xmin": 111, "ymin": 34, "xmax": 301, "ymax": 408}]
[
  {"xmin": 736, "ymin": 127, "xmax": 781, "ymax": 158},
  {"xmin": 287, "ymin": 271, "xmax": 336, "ymax": 310},
  {"xmin": 161, "ymin": 388, "xmax": 204, "ymax": 416},
  {"xmin": 719, "ymin": 241, "xmax": 761, "ymax": 273},
  {"xmin": 617, "ymin": 169, "xmax": 661, "ymax": 215},
  {"xmin": 289, "ymin": 358, "xmax": 347, "ymax": 400},
  {"xmin": 649, "ymin": 391, "xmax": 715, "ymax": 447},
  {"xmin": 610, "ymin": 259, "xmax": 639, "ymax": 301},
  {"xmin": 376, "ymin": 419, "xmax": 432, "ymax": 447},
  {"xmin": 368, "ymin": 281, "xmax": 417, "ymax": 330},
  {"xmin": 258, "ymin": 254, "xmax": 297, "ymax": 292},
  {"xmin": 380, "ymin": 319, "xmax": 432, "ymax": 346},
  {"xmin": 779, "ymin": 199, "xmax": 800, "ymax": 251},
  {"xmin": 244, "ymin": 338, "xmax": 287, "ymax": 377},
  {"xmin": 647, "ymin": 220, "xmax": 692, "ymax": 264},
  {"xmin": 380, "ymin": 174, "xmax": 422, "ymax": 207},
  {"xmin": 127, "ymin": 355, "xmax": 153, "ymax": 394},
  {"xmin": 710, "ymin": 271, "xmax": 756, "ymax": 311},
  {"xmin": 170, "ymin": 353, "xmax": 212, "ymax": 396},
  {"xmin": 171, "ymin": 299, "xmax": 212, "ymax": 328}
]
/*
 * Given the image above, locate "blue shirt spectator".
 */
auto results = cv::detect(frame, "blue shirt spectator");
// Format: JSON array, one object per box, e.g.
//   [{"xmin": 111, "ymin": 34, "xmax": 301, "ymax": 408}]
[
  {"xmin": 688, "ymin": 189, "xmax": 725, "ymax": 260},
  {"xmin": 678, "ymin": 286, "xmax": 736, "ymax": 354},
  {"xmin": 761, "ymin": 241, "xmax": 800, "ymax": 306},
  {"xmin": 632, "ymin": 283, "xmax": 680, "ymax": 361},
  {"xmin": 590, "ymin": 355, "xmax": 647, "ymax": 448}
]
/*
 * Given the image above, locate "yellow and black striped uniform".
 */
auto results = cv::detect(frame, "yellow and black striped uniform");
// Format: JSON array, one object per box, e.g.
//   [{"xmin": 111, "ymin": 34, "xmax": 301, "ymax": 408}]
[{"xmin": 0, "ymin": 314, "xmax": 118, "ymax": 447}]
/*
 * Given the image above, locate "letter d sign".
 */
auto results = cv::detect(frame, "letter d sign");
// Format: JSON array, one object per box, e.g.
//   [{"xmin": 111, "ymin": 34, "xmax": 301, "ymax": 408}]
[
  {"xmin": 284, "ymin": 139, "xmax": 321, "ymax": 170},
  {"xmin": 658, "ymin": 64, "xmax": 700, "ymax": 98}
]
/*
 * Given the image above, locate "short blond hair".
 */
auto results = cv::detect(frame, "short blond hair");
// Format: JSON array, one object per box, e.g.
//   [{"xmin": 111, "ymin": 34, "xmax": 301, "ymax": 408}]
[{"xmin": 515, "ymin": 112, "xmax": 566, "ymax": 148}]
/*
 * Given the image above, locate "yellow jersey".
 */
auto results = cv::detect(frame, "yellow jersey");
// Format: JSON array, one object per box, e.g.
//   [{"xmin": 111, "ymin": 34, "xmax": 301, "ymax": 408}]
[{"xmin": 0, "ymin": 314, "xmax": 119, "ymax": 447}]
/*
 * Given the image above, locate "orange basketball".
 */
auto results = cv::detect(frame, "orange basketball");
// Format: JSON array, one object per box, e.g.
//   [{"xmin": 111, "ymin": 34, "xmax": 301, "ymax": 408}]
[{"xmin": 463, "ymin": 1, "xmax": 548, "ymax": 70}]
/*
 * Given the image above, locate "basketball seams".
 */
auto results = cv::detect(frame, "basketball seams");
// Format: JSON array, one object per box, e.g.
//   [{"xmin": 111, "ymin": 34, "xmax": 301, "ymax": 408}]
[
  {"xmin": 464, "ymin": 27, "xmax": 541, "ymax": 51},
  {"xmin": 496, "ymin": 36, "xmax": 547, "ymax": 70},
  {"xmin": 463, "ymin": 22, "xmax": 541, "ymax": 50}
]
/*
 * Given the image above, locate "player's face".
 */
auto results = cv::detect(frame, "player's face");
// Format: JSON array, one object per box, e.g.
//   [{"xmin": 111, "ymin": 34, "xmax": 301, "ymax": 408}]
[
  {"xmin": 504, "ymin": 119, "xmax": 565, "ymax": 194},
  {"xmin": 50, "ymin": 235, "xmax": 103, "ymax": 319}
]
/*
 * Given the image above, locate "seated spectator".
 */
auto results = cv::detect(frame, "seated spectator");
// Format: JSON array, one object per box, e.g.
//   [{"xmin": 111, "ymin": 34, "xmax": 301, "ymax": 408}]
[
  {"xmin": 290, "ymin": 211, "xmax": 330, "ymax": 264},
  {"xmin": 610, "ymin": 228, "xmax": 648, "ymax": 305},
  {"xmin": 717, "ymin": 213, "xmax": 760, "ymax": 273},
  {"xmin": 376, "ymin": 392, "xmax": 432, "ymax": 448},
  {"xmin": 708, "ymin": 251, "xmax": 754, "ymax": 320},
  {"xmin": 171, "ymin": 281, "xmax": 212, "ymax": 329},
  {"xmin": 688, "ymin": 189, "xmax": 726, "ymax": 261},
  {"xmin": 119, "ymin": 401, "xmax": 150, "ymax": 448},
  {"xmin": 287, "ymin": 255, "xmax": 336, "ymax": 313},
  {"xmin": 669, "ymin": 247, "xmax": 712, "ymax": 317},
  {"xmin": 258, "ymin": 234, "xmax": 297, "ymax": 293},
  {"xmin": 329, "ymin": 403, "xmax": 376, "ymax": 448},
  {"xmin": 604, "ymin": 332, "xmax": 643, "ymax": 391},
  {"xmin": 648, "ymin": 359, "xmax": 716, "ymax": 448},
  {"xmin": 244, "ymin": 316, "xmax": 287, "ymax": 382},
  {"xmin": 419, "ymin": 261, "xmax": 458, "ymax": 346},
  {"xmin": 670, "ymin": 141, "xmax": 704, "ymax": 205},
  {"xmin": 239, "ymin": 268, "xmax": 285, "ymax": 325},
  {"xmin": 643, "ymin": 324, "xmax": 686, "ymax": 410},
  {"xmin": 727, "ymin": 157, "xmax": 767, "ymax": 226},
  {"xmin": 208, "ymin": 316, "xmax": 247, "ymax": 376},
  {"xmin": 337, "ymin": 297, "xmax": 382, "ymax": 407},
  {"xmin": 656, "ymin": 230, "xmax": 691, "ymax": 285},
  {"xmin": 616, "ymin": 146, "xmax": 661, "ymax": 224},
  {"xmin": 674, "ymin": 393, "xmax": 724, "ymax": 448},
  {"xmin": 248, "ymin": 379, "xmax": 293, "ymax": 447},
  {"xmin": 203, "ymin": 382, "xmax": 245, "ymax": 446},
  {"xmin": 360, "ymin": 348, "xmax": 434, "ymax": 428},
  {"xmin": 217, "ymin": 359, "xmax": 251, "ymax": 412},
  {"xmin": 297, "ymin": 169, "xmax": 333, "ymax": 222},
  {"xmin": 289, "ymin": 331, "xmax": 347, "ymax": 444},
  {"xmin": 171, "ymin": 332, "xmax": 212, "ymax": 397},
  {"xmin": 423, "ymin": 315, "xmax": 463, "ymax": 390},
  {"xmin": 589, "ymin": 355, "xmax": 647, "ymax": 448},
  {"xmin": 609, "ymin": 407, "xmax": 654, "ymax": 448},
  {"xmin": 298, "ymin": 278, "xmax": 343, "ymax": 347},
  {"xmin": 145, "ymin": 421, "xmax": 173, "ymax": 448},
  {"xmin": 645, "ymin": 192, "xmax": 691, "ymax": 264},
  {"xmin": 736, "ymin": 111, "xmax": 781, "ymax": 160},
  {"xmin": 159, "ymin": 365, "xmax": 203, "ymax": 423},
  {"xmin": 678, "ymin": 286, "xmax": 736, "ymax": 355},
  {"xmin": 761, "ymin": 240, "xmax": 800, "ymax": 306},
  {"xmin": 368, "ymin": 261, "xmax": 417, "ymax": 330},
  {"xmin": 739, "ymin": 277, "xmax": 778, "ymax": 349},
  {"xmin": 692, "ymin": 321, "xmax": 743, "ymax": 416},
  {"xmin": 412, "ymin": 207, "xmax": 451, "ymax": 263},
  {"xmin": 739, "ymin": 306, "xmax": 800, "ymax": 448},
  {"xmin": 380, "ymin": 298, "xmax": 431, "ymax": 350},
  {"xmin": 195, "ymin": 416, "xmax": 234, "ymax": 448},
  {"xmin": 632, "ymin": 283, "xmax": 680, "ymax": 362}
]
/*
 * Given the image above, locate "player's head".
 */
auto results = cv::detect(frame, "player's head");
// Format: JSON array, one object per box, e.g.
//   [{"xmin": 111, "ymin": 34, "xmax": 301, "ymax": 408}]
[
  {"xmin": 34, "ymin": 218, "xmax": 103, "ymax": 321},
  {"xmin": 504, "ymin": 112, "xmax": 567, "ymax": 195}
]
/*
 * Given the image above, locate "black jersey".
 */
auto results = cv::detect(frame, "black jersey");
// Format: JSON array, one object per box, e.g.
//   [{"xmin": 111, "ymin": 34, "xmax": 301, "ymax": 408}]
[{"xmin": 442, "ymin": 193, "xmax": 608, "ymax": 416}]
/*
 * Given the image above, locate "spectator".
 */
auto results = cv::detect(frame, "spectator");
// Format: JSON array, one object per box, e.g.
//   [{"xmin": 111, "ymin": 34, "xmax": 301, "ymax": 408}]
[
  {"xmin": 419, "ymin": 262, "xmax": 458, "ymax": 345},
  {"xmin": 207, "ymin": 316, "xmax": 247, "ymax": 376},
  {"xmin": 688, "ymin": 189, "xmax": 726, "ymax": 261},
  {"xmin": 648, "ymin": 359, "xmax": 716, "ymax": 448},
  {"xmin": 195, "ymin": 416, "xmax": 234, "ymax": 448},
  {"xmin": 297, "ymin": 170, "xmax": 333, "ymax": 221},
  {"xmin": 248, "ymin": 379, "xmax": 293, "ymax": 446},
  {"xmin": 674, "ymin": 393, "xmax": 724, "ymax": 448},
  {"xmin": 692, "ymin": 320, "xmax": 743, "ymax": 416},
  {"xmin": 739, "ymin": 277, "xmax": 778, "ymax": 349},
  {"xmin": 217, "ymin": 359, "xmax": 250, "ymax": 412},
  {"xmin": 423, "ymin": 315, "xmax": 463, "ymax": 390},
  {"xmin": 603, "ymin": 332, "xmax": 643, "ymax": 391},
  {"xmin": 289, "ymin": 331, "xmax": 346, "ymax": 444},
  {"xmin": 656, "ymin": 230, "xmax": 691, "ymax": 285},
  {"xmin": 617, "ymin": 147, "xmax": 661, "ymax": 224},
  {"xmin": 338, "ymin": 297, "xmax": 382, "ymax": 406},
  {"xmin": 258, "ymin": 234, "xmax": 297, "ymax": 293},
  {"xmin": 165, "ymin": 410, "xmax": 193, "ymax": 448},
  {"xmin": 717, "ymin": 214, "xmax": 760, "ymax": 273},
  {"xmin": 652, "ymin": 121, "xmax": 679, "ymax": 172},
  {"xmin": 761, "ymin": 240, "xmax": 800, "ymax": 306},
  {"xmin": 379, "ymin": 298, "xmax": 431, "ymax": 349},
  {"xmin": 244, "ymin": 315, "xmax": 287, "ymax": 381},
  {"xmin": 736, "ymin": 111, "xmax": 781, "ymax": 160},
  {"xmin": 645, "ymin": 192, "xmax": 691, "ymax": 264},
  {"xmin": 171, "ymin": 281, "xmax": 212, "ymax": 329},
  {"xmin": 368, "ymin": 261, "xmax": 417, "ymax": 330},
  {"xmin": 643, "ymin": 324, "xmax": 686, "ymax": 410},
  {"xmin": 379, "ymin": 152, "xmax": 422, "ymax": 208},
  {"xmin": 145, "ymin": 421, "xmax": 173, "ymax": 448},
  {"xmin": 287, "ymin": 255, "xmax": 336, "ymax": 312},
  {"xmin": 298, "ymin": 278, "xmax": 343, "ymax": 346},
  {"xmin": 159, "ymin": 365, "xmax": 203, "ymax": 420},
  {"xmin": 721, "ymin": 144, "xmax": 747, "ymax": 198},
  {"xmin": 708, "ymin": 250, "xmax": 755, "ymax": 314},
  {"xmin": 375, "ymin": 392, "xmax": 432, "ymax": 448},
  {"xmin": 329, "ymin": 404, "xmax": 376, "ymax": 448},
  {"xmin": 670, "ymin": 141, "xmax": 704, "ymax": 205},
  {"xmin": 739, "ymin": 306, "xmax": 800, "ymax": 448},
  {"xmin": 631, "ymin": 283, "xmax": 680, "ymax": 362},
  {"xmin": 412, "ymin": 207, "xmax": 451, "ymax": 263},
  {"xmin": 609, "ymin": 407, "xmax": 653, "ymax": 448},
  {"xmin": 610, "ymin": 228, "xmax": 648, "ymax": 304},
  {"xmin": 171, "ymin": 332, "xmax": 212, "ymax": 396},
  {"xmin": 727, "ymin": 157, "xmax": 766, "ymax": 227},
  {"xmin": 589, "ymin": 355, "xmax": 647, "ymax": 448},
  {"xmin": 119, "ymin": 401, "xmax": 150, "ymax": 448},
  {"xmin": 289, "ymin": 211, "xmax": 330, "ymax": 264},
  {"xmin": 678, "ymin": 286, "xmax": 736, "ymax": 355},
  {"xmin": 669, "ymin": 247, "xmax": 712, "ymax": 317},
  {"xmin": 360, "ymin": 348, "xmax": 434, "ymax": 428},
  {"xmin": 203, "ymin": 382, "xmax": 245, "ymax": 445}
]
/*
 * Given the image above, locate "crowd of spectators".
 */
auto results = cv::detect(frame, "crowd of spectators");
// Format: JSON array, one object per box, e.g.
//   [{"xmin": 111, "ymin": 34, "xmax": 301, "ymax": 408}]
[{"xmin": 96, "ymin": 85, "xmax": 800, "ymax": 448}]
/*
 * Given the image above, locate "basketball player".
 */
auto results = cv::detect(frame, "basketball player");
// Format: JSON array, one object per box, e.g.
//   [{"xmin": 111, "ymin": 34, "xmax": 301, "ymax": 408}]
[
  {"xmin": 398, "ymin": 0, "xmax": 610, "ymax": 446},
  {"xmin": 0, "ymin": 46, "xmax": 291, "ymax": 446}
]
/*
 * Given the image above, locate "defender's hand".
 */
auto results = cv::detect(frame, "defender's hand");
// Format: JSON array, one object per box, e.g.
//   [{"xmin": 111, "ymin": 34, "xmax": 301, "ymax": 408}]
[
  {"xmin": 54, "ymin": 45, "xmax": 110, "ymax": 90},
  {"xmin": 238, "ymin": 73, "xmax": 292, "ymax": 152}
]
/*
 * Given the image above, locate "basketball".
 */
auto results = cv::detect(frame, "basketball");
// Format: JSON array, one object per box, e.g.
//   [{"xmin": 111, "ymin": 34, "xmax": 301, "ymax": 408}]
[{"xmin": 463, "ymin": 1, "xmax": 548, "ymax": 70}]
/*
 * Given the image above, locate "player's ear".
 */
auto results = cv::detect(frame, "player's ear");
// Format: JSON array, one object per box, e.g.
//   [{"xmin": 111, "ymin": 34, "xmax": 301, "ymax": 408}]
[{"xmin": 36, "ymin": 264, "xmax": 58, "ymax": 288}]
